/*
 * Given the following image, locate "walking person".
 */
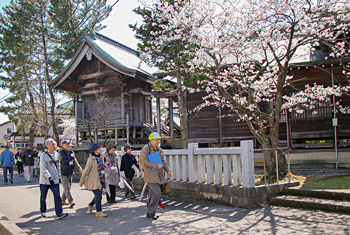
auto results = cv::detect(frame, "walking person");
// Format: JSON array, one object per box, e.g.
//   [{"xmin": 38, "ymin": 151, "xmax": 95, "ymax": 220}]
[
  {"xmin": 15, "ymin": 148, "xmax": 24, "ymax": 176},
  {"xmin": 22, "ymin": 144, "xmax": 35, "ymax": 183},
  {"xmin": 59, "ymin": 140, "xmax": 83, "ymax": 208},
  {"xmin": 33, "ymin": 147, "xmax": 39, "ymax": 178},
  {"xmin": 102, "ymin": 143, "xmax": 120, "ymax": 203},
  {"xmin": 79, "ymin": 143, "xmax": 107, "ymax": 217},
  {"xmin": 40, "ymin": 139, "xmax": 68, "ymax": 219},
  {"xmin": 0, "ymin": 146, "xmax": 15, "ymax": 185},
  {"xmin": 120, "ymin": 143, "xmax": 140, "ymax": 199},
  {"xmin": 139, "ymin": 132, "xmax": 172, "ymax": 220}
]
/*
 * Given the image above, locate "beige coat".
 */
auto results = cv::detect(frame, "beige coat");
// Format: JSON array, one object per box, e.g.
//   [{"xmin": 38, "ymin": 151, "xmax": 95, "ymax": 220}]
[
  {"xmin": 79, "ymin": 155, "xmax": 102, "ymax": 190},
  {"xmin": 139, "ymin": 144, "xmax": 170, "ymax": 184}
]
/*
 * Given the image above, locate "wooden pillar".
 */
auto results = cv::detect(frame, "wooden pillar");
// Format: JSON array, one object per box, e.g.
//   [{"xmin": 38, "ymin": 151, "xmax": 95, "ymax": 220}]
[
  {"xmin": 156, "ymin": 97, "xmax": 161, "ymax": 134},
  {"xmin": 126, "ymin": 113, "xmax": 130, "ymax": 143},
  {"xmin": 133, "ymin": 127, "xmax": 136, "ymax": 139},
  {"xmin": 94, "ymin": 129, "xmax": 98, "ymax": 143},
  {"xmin": 115, "ymin": 127, "xmax": 118, "ymax": 145},
  {"xmin": 121, "ymin": 91, "xmax": 125, "ymax": 121},
  {"xmin": 218, "ymin": 106, "xmax": 223, "ymax": 147},
  {"xmin": 169, "ymin": 97, "xmax": 174, "ymax": 144},
  {"xmin": 75, "ymin": 95, "xmax": 79, "ymax": 147}
]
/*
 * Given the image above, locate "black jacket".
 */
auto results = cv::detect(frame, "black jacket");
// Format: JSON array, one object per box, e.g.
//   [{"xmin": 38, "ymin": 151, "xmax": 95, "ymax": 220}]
[
  {"xmin": 22, "ymin": 149, "xmax": 35, "ymax": 166},
  {"xmin": 15, "ymin": 152, "xmax": 23, "ymax": 164},
  {"xmin": 59, "ymin": 149, "xmax": 76, "ymax": 176},
  {"xmin": 120, "ymin": 153, "xmax": 140, "ymax": 179}
]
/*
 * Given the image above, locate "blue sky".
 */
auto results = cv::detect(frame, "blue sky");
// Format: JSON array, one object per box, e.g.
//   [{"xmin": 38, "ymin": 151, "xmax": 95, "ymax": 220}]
[{"xmin": 0, "ymin": 0, "xmax": 148, "ymax": 124}]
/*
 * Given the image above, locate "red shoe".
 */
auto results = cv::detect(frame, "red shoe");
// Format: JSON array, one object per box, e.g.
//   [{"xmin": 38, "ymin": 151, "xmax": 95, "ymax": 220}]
[{"xmin": 157, "ymin": 203, "xmax": 165, "ymax": 209}]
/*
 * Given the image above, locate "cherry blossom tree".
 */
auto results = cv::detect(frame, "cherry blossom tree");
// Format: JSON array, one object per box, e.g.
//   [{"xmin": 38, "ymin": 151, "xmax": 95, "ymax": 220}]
[
  {"xmin": 59, "ymin": 117, "xmax": 77, "ymax": 144},
  {"xmin": 142, "ymin": 0, "xmax": 350, "ymax": 179}
]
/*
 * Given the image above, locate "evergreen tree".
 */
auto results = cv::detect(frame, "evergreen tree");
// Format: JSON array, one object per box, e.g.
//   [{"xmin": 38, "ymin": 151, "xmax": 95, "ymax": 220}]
[
  {"xmin": 0, "ymin": 0, "xmax": 111, "ymax": 145},
  {"xmin": 130, "ymin": 1, "xmax": 198, "ymax": 148}
]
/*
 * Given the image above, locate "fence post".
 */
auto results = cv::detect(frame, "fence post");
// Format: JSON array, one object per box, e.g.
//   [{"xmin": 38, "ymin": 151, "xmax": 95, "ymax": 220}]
[
  {"xmin": 240, "ymin": 140, "xmax": 255, "ymax": 188},
  {"xmin": 205, "ymin": 154, "xmax": 214, "ymax": 184},
  {"xmin": 188, "ymin": 143, "xmax": 198, "ymax": 183},
  {"xmin": 223, "ymin": 154, "xmax": 231, "ymax": 186}
]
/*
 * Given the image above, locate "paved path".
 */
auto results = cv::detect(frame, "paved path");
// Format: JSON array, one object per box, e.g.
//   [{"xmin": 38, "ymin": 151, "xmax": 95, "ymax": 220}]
[{"xmin": 0, "ymin": 171, "xmax": 350, "ymax": 235}]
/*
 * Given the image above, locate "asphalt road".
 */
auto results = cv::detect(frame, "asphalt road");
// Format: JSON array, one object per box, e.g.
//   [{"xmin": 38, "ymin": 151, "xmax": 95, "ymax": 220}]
[{"xmin": 0, "ymin": 170, "xmax": 350, "ymax": 235}]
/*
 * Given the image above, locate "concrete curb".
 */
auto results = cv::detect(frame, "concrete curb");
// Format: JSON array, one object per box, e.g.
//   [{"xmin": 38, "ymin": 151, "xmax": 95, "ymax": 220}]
[{"xmin": 0, "ymin": 211, "xmax": 28, "ymax": 235}]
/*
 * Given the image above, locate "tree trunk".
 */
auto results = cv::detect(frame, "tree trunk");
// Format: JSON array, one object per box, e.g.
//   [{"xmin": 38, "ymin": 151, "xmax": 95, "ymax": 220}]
[
  {"xmin": 41, "ymin": 14, "xmax": 60, "ymax": 146},
  {"xmin": 263, "ymin": 122, "xmax": 288, "ymax": 182},
  {"xmin": 176, "ymin": 71, "xmax": 188, "ymax": 149},
  {"xmin": 29, "ymin": 124, "xmax": 36, "ymax": 147}
]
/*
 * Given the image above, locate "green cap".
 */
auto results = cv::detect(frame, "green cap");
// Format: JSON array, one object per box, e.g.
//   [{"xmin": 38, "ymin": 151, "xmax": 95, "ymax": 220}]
[{"xmin": 149, "ymin": 132, "xmax": 162, "ymax": 140}]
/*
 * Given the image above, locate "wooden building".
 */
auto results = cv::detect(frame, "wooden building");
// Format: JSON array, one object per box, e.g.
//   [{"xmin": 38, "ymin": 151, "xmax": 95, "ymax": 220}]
[
  {"xmin": 184, "ymin": 58, "xmax": 350, "ymax": 149},
  {"xmin": 50, "ymin": 31, "xmax": 157, "ymax": 147},
  {"xmin": 154, "ymin": 56, "xmax": 350, "ymax": 150}
]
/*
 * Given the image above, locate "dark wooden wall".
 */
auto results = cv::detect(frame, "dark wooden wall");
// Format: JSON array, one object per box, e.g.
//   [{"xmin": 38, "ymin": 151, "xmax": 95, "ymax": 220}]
[
  {"xmin": 186, "ymin": 64, "xmax": 350, "ymax": 148},
  {"xmin": 186, "ymin": 91, "xmax": 253, "ymax": 144},
  {"xmin": 74, "ymin": 56, "xmax": 153, "ymax": 128}
]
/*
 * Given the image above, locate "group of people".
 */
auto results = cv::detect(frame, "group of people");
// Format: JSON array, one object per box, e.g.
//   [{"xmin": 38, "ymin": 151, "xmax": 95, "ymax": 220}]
[
  {"xmin": 0, "ymin": 132, "xmax": 172, "ymax": 221},
  {"xmin": 15, "ymin": 145, "xmax": 41, "ymax": 182}
]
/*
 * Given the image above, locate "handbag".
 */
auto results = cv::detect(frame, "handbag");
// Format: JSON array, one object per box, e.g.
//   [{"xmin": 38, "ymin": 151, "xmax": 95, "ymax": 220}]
[
  {"xmin": 162, "ymin": 182, "xmax": 171, "ymax": 193},
  {"xmin": 118, "ymin": 179, "xmax": 125, "ymax": 188}
]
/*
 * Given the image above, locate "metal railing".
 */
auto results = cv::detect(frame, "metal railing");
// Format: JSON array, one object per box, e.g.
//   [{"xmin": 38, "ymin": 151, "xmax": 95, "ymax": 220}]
[{"xmin": 254, "ymin": 147, "xmax": 291, "ymax": 185}]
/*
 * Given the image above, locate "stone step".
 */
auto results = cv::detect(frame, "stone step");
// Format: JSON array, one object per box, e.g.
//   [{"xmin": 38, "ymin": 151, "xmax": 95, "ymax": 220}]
[
  {"xmin": 269, "ymin": 195, "xmax": 350, "ymax": 214},
  {"xmin": 284, "ymin": 188, "xmax": 350, "ymax": 201}
]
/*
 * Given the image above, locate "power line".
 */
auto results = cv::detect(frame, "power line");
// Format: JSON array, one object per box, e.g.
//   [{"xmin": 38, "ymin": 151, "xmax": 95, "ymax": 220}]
[
  {"xmin": 0, "ymin": 92, "xmax": 11, "ymax": 102},
  {"xmin": 0, "ymin": 0, "xmax": 122, "ymax": 104}
]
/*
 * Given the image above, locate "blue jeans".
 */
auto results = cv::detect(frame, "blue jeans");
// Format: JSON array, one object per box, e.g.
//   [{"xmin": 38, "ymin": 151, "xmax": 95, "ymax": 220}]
[
  {"xmin": 3, "ymin": 167, "xmax": 13, "ymax": 183},
  {"xmin": 40, "ymin": 184, "xmax": 63, "ymax": 216},
  {"xmin": 89, "ymin": 189, "xmax": 102, "ymax": 212}
]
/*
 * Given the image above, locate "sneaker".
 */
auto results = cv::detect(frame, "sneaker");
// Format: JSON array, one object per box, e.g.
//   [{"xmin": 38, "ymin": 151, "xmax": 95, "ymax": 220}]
[
  {"xmin": 4, "ymin": 182, "xmax": 7, "ymax": 185},
  {"xmin": 57, "ymin": 213, "xmax": 68, "ymax": 220},
  {"xmin": 41, "ymin": 212, "xmax": 46, "ymax": 218},
  {"xmin": 69, "ymin": 202, "xmax": 75, "ymax": 208},
  {"xmin": 9, "ymin": 178, "xmax": 13, "ymax": 184},
  {"xmin": 146, "ymin": 214, "xmax": 159, "ymax": 220},
  {"xmin": 157, "ymin": 203, "xmax": 165, "ymax": 209},
  {"xmin": 62, "ymin": 201, "xmax": 69, "ymax": 205},
  {"xmin": 27, "ymin": 179, "xmax": 31, "ymax": 183},
  {"xmin": 130, "ymin": 195, "xmax": 136, "ymax": 199}
]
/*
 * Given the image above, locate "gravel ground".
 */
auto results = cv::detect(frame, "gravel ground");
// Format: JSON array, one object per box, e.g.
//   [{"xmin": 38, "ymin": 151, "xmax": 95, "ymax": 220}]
[
  {"xmin": 291, "ymin": 168, "xmax": 350, "ymax": 178},
  {"xmin": 255, "ymin": 167, "xmax": 350, "ymax": 178}
]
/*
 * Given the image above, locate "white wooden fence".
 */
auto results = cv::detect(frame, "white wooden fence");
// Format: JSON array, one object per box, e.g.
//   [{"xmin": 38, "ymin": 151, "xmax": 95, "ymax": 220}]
[{"xmin": 116, "ymin": 140, "xmax": 255, "ymax": 188}]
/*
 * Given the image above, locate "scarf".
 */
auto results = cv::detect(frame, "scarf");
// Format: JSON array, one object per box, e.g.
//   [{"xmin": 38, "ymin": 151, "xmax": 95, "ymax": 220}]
[{"xmin": 92, "ymin": 153, "xmax": 105, "ymax": 188}]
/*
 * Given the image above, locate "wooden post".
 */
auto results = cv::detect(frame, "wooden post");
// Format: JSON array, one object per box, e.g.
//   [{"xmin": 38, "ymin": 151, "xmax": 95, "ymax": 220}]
[
  {"xmin": 133, "ymin": 127, "xmax": 136, "ymax": 140},
  {"xmin": 115, "ymin": 127, "xmax": 118, "ymax": 145},
  {"xmin": 126, "ymin": 113, "xmax": 130, "ymax": 144},
  {"xmin": 129, "ymin": 94, "xmax": 133, "ymax": 122},
  {"xmin": 156, "ymin": 97, "xmax": 161, "ymax": 134},
  {"xmin": 121, "ymin": 91, "xmax": 125, "ymax": 121},
  {"xmin": 169, "ymin": 97, "xmax": 174, "ymax": 145},
  {"xmin": 218, "ymin": 106, "xmax": 223, "ymax": 147},
  {"xmin": 94, "ymin": 129, "xmax": 98, "ymax": 143},
  {"xmin": 75, "ymin": 95, "xmax": 79, "ymax": 147}
]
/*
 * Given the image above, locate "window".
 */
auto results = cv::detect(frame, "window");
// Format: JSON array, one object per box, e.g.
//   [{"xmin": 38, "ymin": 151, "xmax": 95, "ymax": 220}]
[{"xmin": 7, "ymin": 128, "xmax": 12, "ymax": 134}]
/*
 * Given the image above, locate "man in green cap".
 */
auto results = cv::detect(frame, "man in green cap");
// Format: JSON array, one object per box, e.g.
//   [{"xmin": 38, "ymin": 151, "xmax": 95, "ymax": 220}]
[{"xmin": 139, "ymin": 132, "xmax": 172, "ymax": 220}]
